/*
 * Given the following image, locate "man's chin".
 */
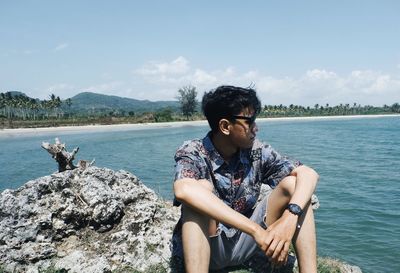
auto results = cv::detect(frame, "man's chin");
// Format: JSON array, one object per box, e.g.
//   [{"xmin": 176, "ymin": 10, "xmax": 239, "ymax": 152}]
[{"xmin": 246, "ymin": 138, "xmax": 255, "ymax": 148}]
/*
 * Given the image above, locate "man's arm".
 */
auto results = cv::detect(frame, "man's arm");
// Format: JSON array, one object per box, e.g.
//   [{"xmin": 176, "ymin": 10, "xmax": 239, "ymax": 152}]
[
  {"xmin": 261, "ymin": 165, "xmax": 319, "ymax": 265},
  {"xmin": 174, "ymin": 178, "xmax": 263, "ymax": 237},
  {"xmin": 288, "ymin": 165, "xmax": 319, "ymax": 209},
  {"xmin": 174, "ymin": 164, "xmax": 319, "ymax": 265}
]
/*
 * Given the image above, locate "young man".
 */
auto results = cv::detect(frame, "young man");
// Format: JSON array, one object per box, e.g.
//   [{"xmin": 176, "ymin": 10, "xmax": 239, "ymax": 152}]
[{"xmin": 172, "ymin": 86, "xmax": 319, "ymax": 273}]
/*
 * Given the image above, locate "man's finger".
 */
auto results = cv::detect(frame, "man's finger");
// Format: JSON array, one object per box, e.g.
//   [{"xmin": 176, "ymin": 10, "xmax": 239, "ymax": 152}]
[
  {"xmin": 277, "ymin": 242, "xmax": 290, "ymax": 265},
  {"xmin": 265, "ymin": 238, "xmax": 278, "ymax": 257},
  {"xmin": 272, "ymin": 240, "xmax": 284, "ymax": 261}
]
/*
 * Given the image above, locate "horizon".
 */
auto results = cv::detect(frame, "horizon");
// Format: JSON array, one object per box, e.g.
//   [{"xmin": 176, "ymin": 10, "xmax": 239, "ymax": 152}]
[
  {"xmin": 1, "ymin": 1, "xmax": 399, "ymax": 106},
  {"xmin": 2, "ymin": 90, "xmax": 399, "ymax": 108}
]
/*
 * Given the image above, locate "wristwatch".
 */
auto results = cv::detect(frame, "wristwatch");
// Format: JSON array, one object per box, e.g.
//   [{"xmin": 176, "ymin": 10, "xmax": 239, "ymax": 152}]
[{"xmin": 286, "ymin": 203, "xmax": 303, "ymax": 216}]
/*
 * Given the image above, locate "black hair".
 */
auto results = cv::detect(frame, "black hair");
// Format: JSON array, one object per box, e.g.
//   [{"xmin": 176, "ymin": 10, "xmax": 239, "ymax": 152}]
[{"xmin": 201, "ymin": 85, "xmax": 261, "ymax": 132}]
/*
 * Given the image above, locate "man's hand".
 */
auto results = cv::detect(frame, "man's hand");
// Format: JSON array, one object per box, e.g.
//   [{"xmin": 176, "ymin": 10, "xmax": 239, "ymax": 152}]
[{"xmin": 253, "ymin": 211, "xmax": 298, "ymax": 266}]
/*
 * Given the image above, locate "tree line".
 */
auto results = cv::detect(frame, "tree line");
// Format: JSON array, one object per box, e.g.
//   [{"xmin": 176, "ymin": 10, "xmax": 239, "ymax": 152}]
[
  {"xmin": 262, "ymin": 102, "xmax": 400, "ymax": 117},
  {"xmin": 177, "ymin": 86, "xmax": 400, "ymax": 118},
  {"xmin": 1, "ymin": 89, "xmax": 399, "ymax": 123},
  {"xmin": 0, "ymin": 92, "xmax": 72, "ymax": 120}
]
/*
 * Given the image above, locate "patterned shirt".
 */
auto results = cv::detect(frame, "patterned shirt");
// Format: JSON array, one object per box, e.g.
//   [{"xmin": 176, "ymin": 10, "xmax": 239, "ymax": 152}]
[
  {"xmin": 174, "ymin": 132, "xmax": 301, "ymax": 214},
  {"xmin": 172, "ymin": 132, "xmax": 302, "ymax": 258}
]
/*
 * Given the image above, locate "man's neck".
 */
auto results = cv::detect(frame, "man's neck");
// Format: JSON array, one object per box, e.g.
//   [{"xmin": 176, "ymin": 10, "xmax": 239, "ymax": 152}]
[{"xmin": 210, "ymin": 132, "xmax": 238, "ymax": 162}]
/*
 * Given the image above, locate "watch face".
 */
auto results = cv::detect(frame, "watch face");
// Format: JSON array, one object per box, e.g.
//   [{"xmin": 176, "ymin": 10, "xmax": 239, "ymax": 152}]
[{"xmin": 288, "ymin": 204, "xmax": 302, "ymax": 215}]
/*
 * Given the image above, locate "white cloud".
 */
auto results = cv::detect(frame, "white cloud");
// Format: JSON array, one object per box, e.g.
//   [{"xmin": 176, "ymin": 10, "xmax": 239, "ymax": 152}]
[
  {"xmin": 54, "ymin": 43, "xmax": 69, "ymax": 51},
  {"xmin": 192, "ymin": 69, "xmax": 217, "ymax": 85},
  {"xmin": 135, "ymin": 56, "xmax": 190, "ymax": 76},
  {"xmin": 40, "ymin": 57, "xmax": 397, "ymax": 104},
  {"xmin": 131, "ymin": 57, "xmax": 400, "ymax": 105},
  {"xmin": 306, "ymin": 69, "xmax": 338, "ymax": 80}
]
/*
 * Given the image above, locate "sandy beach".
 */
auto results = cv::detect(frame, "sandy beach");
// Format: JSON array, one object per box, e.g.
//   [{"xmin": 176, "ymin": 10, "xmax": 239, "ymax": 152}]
[{"xmin": 0, "ymin": 114, "xmax": 398, "ymax": 137}]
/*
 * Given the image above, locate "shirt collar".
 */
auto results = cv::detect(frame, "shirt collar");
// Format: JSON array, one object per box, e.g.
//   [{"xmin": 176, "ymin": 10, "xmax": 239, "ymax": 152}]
[
  {"xmin": 239, "ymin": 149, "xmax": 250, "ymax": 165},
  {"xmin": 203, "ymin": 132, "xmax": 250, "ymax": 171}
]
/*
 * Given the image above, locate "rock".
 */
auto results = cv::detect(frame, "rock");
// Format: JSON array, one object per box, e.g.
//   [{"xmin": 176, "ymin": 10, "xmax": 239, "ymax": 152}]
[
  {"xmin": 316, "ymin": 257, "xmax": 363, "ymax": 273},
  {"xmin": 0, "ymin": 167, "xmax": 361, "ymax": 273},
  {"xmin": 0, "ymin": 167, "xmax": 179, "ymax": 273}
]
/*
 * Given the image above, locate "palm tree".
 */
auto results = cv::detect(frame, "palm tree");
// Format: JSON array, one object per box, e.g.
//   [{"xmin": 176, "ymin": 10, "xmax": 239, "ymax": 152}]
[
  {"xmin": 4, "ymin": 92, "xmax": 13, "ymax": 119},
  {"xmin": 41, "ymin": 99, "xmax": 50, "ymax": 119},
  {"xmin": 391, "ymin": 103, "xmax": 400, "ymax": 113},
  {"xmin": 55, "ymin": 96, "xmax": 62, "ymax": 118},
  {"xmin": 0, "ymin": 93, "xmax": 5, "ymax": 117},
  {"xmin": 29, "ymin": 98, "xmax": 39, "ymax": 120},
  {"xmin": 47, "ymin": 93, "xmax": 60, "ymax": 118},
  {"xmin": 64, "ymin": 98, "xmax": 72, "ymax": 118}
]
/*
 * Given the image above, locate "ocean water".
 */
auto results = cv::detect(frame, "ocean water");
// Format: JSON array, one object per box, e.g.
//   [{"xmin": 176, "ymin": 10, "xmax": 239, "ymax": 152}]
[{"xmin": 1, "ymin": 116, "xmax": 399, "ymax": 273}]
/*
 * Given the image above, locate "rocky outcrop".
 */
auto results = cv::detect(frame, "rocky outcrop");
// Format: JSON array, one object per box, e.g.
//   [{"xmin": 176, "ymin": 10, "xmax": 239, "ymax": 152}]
[
  {"xmin": 0, "ymin": 167, "xmax": 179, "ymax": 273},
  {"xmin": 0, "ymin": 167, "xmax": 362, "ymax": 273}
]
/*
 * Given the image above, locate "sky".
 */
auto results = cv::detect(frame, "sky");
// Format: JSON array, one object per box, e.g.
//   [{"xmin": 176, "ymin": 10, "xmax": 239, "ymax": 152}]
[{"xmin": 1, "ymin": 0, "xmax": 399, "ymax": 106}]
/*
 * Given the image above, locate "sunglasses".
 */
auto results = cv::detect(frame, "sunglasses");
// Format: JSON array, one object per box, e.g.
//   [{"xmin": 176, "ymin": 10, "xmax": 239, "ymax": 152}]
[{"xmin": 231, "ymin": 115, "xmax": 257, "ymax": 125}]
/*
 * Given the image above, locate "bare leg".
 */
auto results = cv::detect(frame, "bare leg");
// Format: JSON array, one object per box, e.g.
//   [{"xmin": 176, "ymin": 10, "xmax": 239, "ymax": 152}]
[
  {"xmin": 293, "ymin": 203, "xmax": 317, "ymax": 273},
  {"xmin": 266, "ymin": 176, "xmax": 317, "ymax": 273},
  {"xmin": 182, "ymin": 204, "xmax": 210, "ymax": 273},
  {"xmin": 181, "ymin": 180, "xmax": 216, "ymax": 273}
]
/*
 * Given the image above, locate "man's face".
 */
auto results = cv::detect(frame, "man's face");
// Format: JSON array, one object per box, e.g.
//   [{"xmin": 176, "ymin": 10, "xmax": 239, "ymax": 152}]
[{"xmin": 229, "ymin": 108, "xmax": 258, "ymax": 149}]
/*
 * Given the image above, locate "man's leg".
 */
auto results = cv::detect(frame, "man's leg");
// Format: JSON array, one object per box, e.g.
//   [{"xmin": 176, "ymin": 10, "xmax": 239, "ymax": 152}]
[
  {"xmin": 266, "ymin": 176, "xmax": 317, "ymax": 273},
  {"xmin": 293, "ymin": 202, "xmax": 317, "ymax": 273},
  {"xmin": 181, "ymin": 180, "xmax": 216, "ymax": 273}
]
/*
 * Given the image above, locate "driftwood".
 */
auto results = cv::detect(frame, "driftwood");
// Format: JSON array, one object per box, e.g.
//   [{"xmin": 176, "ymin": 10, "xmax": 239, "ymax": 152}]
[{"xmin": 41, "ymin": 138, "xmax": 80, "ymax": 172}]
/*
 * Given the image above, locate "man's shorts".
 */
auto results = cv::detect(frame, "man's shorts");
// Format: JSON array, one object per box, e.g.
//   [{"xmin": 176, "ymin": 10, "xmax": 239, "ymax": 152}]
[{"xmin": 208, "ymin": 193, "xmax": 270, "ymax": 270}]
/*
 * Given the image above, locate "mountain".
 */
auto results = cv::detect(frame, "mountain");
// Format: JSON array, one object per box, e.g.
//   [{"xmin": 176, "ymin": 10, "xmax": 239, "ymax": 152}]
[
  {"xmin": 66, "ymin": 92, "xmax": 179, "ymax": 113},
  {"xmin": 2, "ymin": 91, "xmax": 28, "ymax": 97}
]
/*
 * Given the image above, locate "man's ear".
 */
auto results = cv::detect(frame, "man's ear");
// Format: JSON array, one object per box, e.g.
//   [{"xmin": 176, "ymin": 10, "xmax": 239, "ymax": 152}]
[{"xmin": 219, "ymin": 119, "xmax": 231, "ymax": 136}]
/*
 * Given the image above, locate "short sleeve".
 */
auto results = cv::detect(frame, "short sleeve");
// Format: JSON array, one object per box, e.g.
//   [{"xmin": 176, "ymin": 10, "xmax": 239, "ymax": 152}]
[
  {"xmin": 261, "ymin": 144, "xmax": 302, "ymax": 188},
  {"xmin": 173, "ymin": 141, "xmax": 208, "ymax": 206},
  {"xmin": 174, "ymin": 155, "xmax": 202, "ymax": 181}
]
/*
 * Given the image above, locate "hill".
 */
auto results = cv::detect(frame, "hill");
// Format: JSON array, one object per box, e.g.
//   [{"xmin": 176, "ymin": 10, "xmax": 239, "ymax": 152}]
[
  {"xmin": 2, "ymin": 91, "xmax": 29, "ymax": 97},
  {"xmin": 67, "ymin": 92, "xmax": 179, "ymax": 114}
]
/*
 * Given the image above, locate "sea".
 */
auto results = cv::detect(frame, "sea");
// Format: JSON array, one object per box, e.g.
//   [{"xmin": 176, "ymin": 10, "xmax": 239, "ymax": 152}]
[{"xmin": 0, "ymin": 115, "xmax": 399, "ymax": 273}]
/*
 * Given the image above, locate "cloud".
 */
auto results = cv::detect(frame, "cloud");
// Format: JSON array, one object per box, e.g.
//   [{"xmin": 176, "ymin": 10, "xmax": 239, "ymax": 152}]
[
  {"xmin": 192, "ymin": 69, "xmax": 217, "ymax": 85},
  {"xmin": 54, "ymin": 43, "xmax": 69, "ymax": 51},
  {"xmin": 135, "ymin": 56, "xmax": 190, "ymax": 76},
  {"xmin": 306, "ymin": 69, "xmax": 338, "ymax": 80},
  {"xmin": 131, "ymin": 57, "xmax": 400, "ymax": 105},
  {"xmin": 40, "ymin": 57, "xmax": 398, "ymax": 104}
]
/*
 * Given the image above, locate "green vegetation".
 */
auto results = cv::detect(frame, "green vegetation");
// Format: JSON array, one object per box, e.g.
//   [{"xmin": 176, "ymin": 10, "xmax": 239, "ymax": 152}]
[
  {"xmin": 316, "ymin": 257, "xmax": 343, "ymax": 273},
  {"xmin": 211, "ymin": 257, "xmax": 345, "ymax": 273},
  {"xmin": 177, "ymin": 85, "xmax": 198, "ymax": 120},
  {"xmin": 1, "ymin": 90, "xmax": 398, "ymax": 129},
  {"xmin": 262, "ymin": 102, "xmax": 400, "ymax": 117},
  {"xmin": 112, "ymin": 263, "xmax": 168, "ymax": 273}
]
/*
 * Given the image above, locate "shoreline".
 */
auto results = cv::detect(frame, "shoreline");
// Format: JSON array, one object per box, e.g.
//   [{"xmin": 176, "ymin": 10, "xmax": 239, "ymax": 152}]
[{"xmin": 0, "ymin": 114, "xmax": 399, "ymax": 137}]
